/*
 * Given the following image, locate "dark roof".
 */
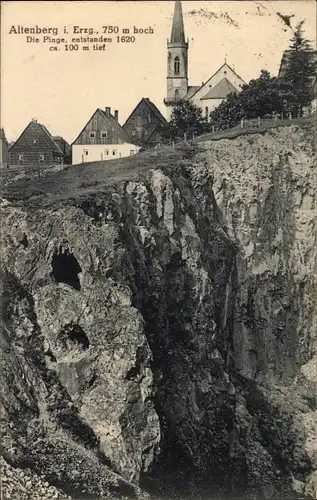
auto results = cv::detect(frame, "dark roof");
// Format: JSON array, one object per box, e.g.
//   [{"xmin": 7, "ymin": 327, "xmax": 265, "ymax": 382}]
[
  {"xmin": 9, "ymin": 120, "xmax": 63, "ymax": 155},
  {"xmin": 72, "ymin": 108, "xmax": 134, "ymax": 145},
  {"xmin": 98, "ymin": 108, "xmax": 132, "ymax": 143},
  {"xmin": 201, "ymin": 78, "xmax": 239, "ymax": 100},
  {"xmin": 185, "ymin": 86, "xmax": 201, "ymax": 100},
  {"xmin": 123, "ymin": 98, "xmax": 167, "ymax": 127},
  {"xmin": 170, "ymin": 1, "xmax": 186, "ymax": 44}
]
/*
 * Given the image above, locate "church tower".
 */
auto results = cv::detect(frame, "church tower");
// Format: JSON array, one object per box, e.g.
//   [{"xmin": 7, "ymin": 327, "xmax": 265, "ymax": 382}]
[{"xmin": 164, "ymin": 1, "xmax": 188, "ymax": 119}]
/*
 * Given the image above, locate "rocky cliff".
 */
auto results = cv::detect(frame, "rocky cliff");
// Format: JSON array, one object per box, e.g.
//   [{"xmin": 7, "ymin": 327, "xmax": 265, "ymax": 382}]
[{"xmin": 1, "ymin": 122, "xmax": 316, "ymax": 499}]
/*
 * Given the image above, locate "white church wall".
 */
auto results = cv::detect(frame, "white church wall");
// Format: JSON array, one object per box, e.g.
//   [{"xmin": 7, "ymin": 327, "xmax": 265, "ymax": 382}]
[{"xmin": 190, "ymin": 64, "xmax": 245, "ymax": 106}]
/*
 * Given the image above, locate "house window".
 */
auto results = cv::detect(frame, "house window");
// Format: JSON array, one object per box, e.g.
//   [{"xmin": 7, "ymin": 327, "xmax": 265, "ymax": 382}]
[
  {"xmin": 18, "ymin": 154, "xmax": 24, "ymax": 164},
  {"xmin": 174, "ymin": 56, "xmax": 180, "ymax": 75},
  {"xmin": 205, "ymin": 106, "xmax": 209, "ymax": 119},
  {"xmin": 132, "ymin": 130, "xmax": 136, "ymax": 136},
  {"xmin": 101, "ymin": 131, "xmax": 108, "ymax": 144},
  {"xmin": 39, "ymin": 154, "xmax": 44, "ymax": 162},
  {"xmin": 130, "ymin": 150, "xmax": 135, "ymax": 156},
  {"xmin": 33, "ymin": 139, "xmax": 37, "ymax": 145},
  {"xmin": 104, "ymin": 149, "xmax": 109, "ymax": 155},
  {"xmin": 175, "ymin": 89, "xmax": 179, "ymax": 100},
  {"xmin": 112, "ymin": 150, "xmax": 117, "ymax": 155},
  {"xmin": 84, "ymin": 149, "xmax": 88, "ymax": 156},
  {"xmin": 90, "ymin": 132, "xmax": 96, "ymax": 139},
  {"xmin": 148, "ymin": 114, "xmax": 151, "ymax": 123}
]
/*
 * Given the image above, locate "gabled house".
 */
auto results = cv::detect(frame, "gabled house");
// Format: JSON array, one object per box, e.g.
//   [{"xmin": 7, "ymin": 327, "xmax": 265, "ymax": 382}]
[
  {"xmin": 72, "ymin": 107, "xmax": 140, "ymax": 164},
  {"xmin": 53, "ymin": 136, "xmax": 72, "ymax": 164},
  {"xmin": 0, "ymin": 128, "xmax": 9, "ymax": 167},
  {"xmin": 8, "ymin": 119, "xmax": 64, "ymax": 167},
  {"xmin": 123, "ymin": 98, "xmax": 167, "ymax": 147}
]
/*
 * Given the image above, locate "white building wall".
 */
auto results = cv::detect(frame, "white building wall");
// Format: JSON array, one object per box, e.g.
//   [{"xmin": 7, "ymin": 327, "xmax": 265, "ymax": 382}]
[{"xmin": 72, "ymin": 143, "xmax": 140, "ymax": 165}]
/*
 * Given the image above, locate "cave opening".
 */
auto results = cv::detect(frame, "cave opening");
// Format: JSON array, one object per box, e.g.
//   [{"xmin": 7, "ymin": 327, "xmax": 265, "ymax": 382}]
[
  {"xmin": 62, "ymin": 322, "xmax": 90, "ymax": 350},
  {"xmin": 51, "ymin": 249, "xmax": 82, "ymax": 290}
]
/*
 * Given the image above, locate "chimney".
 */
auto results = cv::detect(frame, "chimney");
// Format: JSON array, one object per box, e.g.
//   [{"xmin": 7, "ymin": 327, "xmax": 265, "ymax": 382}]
[
  {"xmin": 105, "ymin": 107, "xmax": 111, "ymax": 116},
  {"xmin": 32, "ymin": 118, "xmax": 38, "ymax": 123},
  {"xmin": 114, "ymin": 110, "xmax": 119, "ymax": 121}
]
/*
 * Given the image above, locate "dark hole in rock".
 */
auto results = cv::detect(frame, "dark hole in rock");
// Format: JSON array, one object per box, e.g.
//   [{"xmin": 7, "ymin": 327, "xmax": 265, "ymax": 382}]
[
  {"xmin": 19, "ymin": 234, "xmax": 28, "ymax": 248},
  {"xmin": 46, "ymin": 349, "xmax": 57, "ymax": 362},
  {"xmin": 62, "ymin": 322, "xmax": 90, "ymax": 350},
  {"xmin": 51, "ymin": 250, "xmax": 82, "ymax": 290}
]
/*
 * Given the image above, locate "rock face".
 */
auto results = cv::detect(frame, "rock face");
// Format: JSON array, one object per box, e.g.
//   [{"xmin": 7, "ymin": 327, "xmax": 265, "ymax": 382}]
[{"xmin": 1, "ymin": 123, "xmax": 316, "ymax": 499}]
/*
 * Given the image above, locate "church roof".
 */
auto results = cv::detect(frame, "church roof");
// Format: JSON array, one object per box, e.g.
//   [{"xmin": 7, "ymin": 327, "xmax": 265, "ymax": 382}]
[
  {"xmin": 170, "ymin": 1, "xmax": 186, "ymax": 44},
  {"xmin": 201, "ymin": 78, "xmax": 239, "ymax": 100},
  {"xmin": 185, "ymin": 86, "xmax": 201, "ymax": 100},
  {"xmin": 187, "ymin": 62, "xmax": 245, "ymax": 100}
]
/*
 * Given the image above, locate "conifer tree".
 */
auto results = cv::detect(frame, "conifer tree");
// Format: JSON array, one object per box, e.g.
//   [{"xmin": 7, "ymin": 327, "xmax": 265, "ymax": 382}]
[{"xmin": 280, "ymin": 21, "xmax": 316, "ymax": 112}]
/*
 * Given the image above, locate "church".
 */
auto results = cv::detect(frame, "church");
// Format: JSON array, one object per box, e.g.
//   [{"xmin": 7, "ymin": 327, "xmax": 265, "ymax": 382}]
[{"xmin": 164, "ymin": 1, "xmax": 246, "ymax": 120}]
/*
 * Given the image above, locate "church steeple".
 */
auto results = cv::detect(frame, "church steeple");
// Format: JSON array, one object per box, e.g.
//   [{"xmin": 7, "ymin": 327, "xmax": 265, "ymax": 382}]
[
  {"xmin": 164, "ymin": 1, "xmax": 189, "ymax": 119},
  {"xmin": 170, "ymin": 0, "xmax": 186, "ymax": 44}
]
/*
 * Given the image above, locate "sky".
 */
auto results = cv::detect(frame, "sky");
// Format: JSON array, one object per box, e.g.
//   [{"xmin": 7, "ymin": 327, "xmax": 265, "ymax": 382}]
[{"xmin": 1, "ymin": 0, "xmax": 316, "ymax": 143}]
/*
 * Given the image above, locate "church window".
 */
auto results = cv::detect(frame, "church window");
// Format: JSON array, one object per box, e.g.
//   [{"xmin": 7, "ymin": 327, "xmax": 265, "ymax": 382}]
[
  {"xmin": 205, "ymin": 106, "xmax": 209, "ymax": 120},
  {"xmin": 174, "ymin": 56, "xmax": 180, "ymax": 75},
  {"xmin": 175, "ymin": 89, "xmax": 179, "ymax": 100}
]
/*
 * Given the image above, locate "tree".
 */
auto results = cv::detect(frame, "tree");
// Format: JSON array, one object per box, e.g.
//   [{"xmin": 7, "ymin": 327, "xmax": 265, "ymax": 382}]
[
  {"xmin": 280, "ymin": 21, "xmax": 317, "ymax": 113},
  {"xmin": 160, "ymin": 100, "xmax": 209, "ymax": 141},
  {"xmin": 209, "ymin": 70, "xmax": 294, "ymax": 130}
]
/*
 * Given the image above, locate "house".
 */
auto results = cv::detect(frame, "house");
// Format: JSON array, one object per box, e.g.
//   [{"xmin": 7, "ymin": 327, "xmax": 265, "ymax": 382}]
[
  {"xmin": 164, "ymin": 1, "xmax": 245, "ymax": 119},
  {"xmin": 53, "ymin": 136, "xmax": 72, "ymax": 164},
  {"xmin": 72, "ymin": 107, "xmax": 140, "ymax": 164},
  {"xmin": 8, "ymin": 119, "xmax": 64, "ymax": 167},
  {"xmin": 123, "ymin": 98, "xmax": 167, "ymax": 147},
  {"xmin": 0, "ymin": 128, "xmax": 9, "ymax": 167}
]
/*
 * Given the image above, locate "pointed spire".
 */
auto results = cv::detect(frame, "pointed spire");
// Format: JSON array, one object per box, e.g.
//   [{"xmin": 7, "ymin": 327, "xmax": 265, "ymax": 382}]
[{"xmin": 170, "ymin": 1, "xmax": 185, "ymax": 44}]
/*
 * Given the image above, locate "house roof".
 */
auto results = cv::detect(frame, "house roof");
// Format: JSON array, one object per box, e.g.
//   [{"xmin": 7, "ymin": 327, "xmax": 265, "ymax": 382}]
[
  {"xmin": 72, "ymin": 108, "xmax": 134, "ymax": 145},
  {"xmin": 201, "ymin": 77, "xmax": 239, "ymax": 100},
  {"xmin": 188, "ymin": 62, "xmax": 246, "ymax": 100},
  {"xmin": 123, "ymin": 98, "xmax": 167, "ymax": 127},
  {"xmin": 9, "ymin": 120, "xmax": 63, "ymax": 155}
]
